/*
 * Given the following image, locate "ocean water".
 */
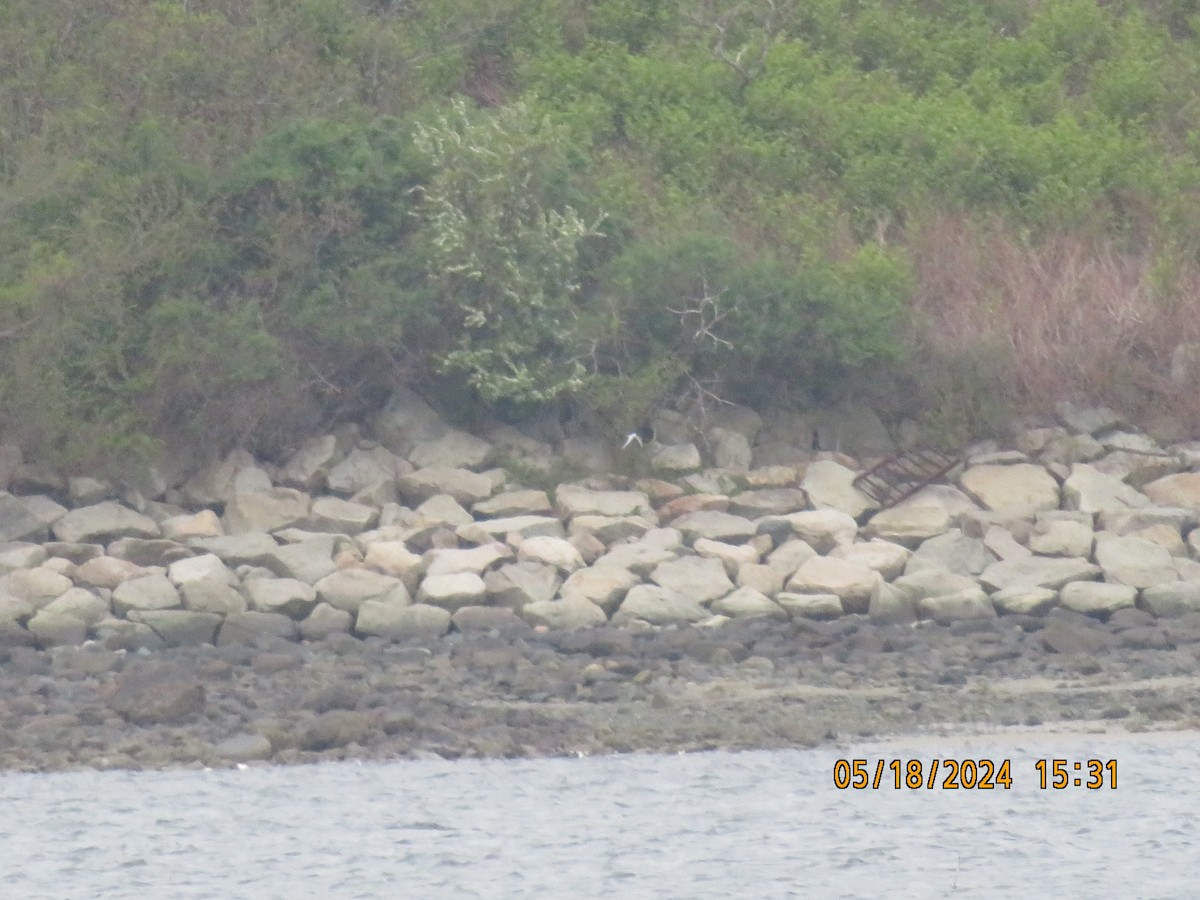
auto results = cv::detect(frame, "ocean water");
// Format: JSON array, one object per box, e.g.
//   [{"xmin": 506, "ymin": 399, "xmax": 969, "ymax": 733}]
[{"xmin": 1, "ymin": 731, "xmax": 1195, "ymax": 899}]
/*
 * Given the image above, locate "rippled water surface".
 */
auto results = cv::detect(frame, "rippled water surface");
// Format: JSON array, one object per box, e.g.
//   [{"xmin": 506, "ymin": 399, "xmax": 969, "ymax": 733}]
[{"xmin": 2, "ymin": 732, "xmax": 1195, "ymax": 899}]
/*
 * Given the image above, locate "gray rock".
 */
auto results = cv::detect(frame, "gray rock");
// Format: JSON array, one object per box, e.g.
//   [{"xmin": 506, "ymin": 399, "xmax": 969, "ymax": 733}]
[
  {"xmin": 650, "ymin": 556, "xmax": 734, "ymax": 604},
  {"xmin": 801, "ymin": 460, "xmax": 875, "ymax": 517},
  {"xmin": 1063, "ymin": 463, "xmax": 1151, "ymax": 512},
  {"xmin": 0, "ymin": 567, "xmax": 73, "ymax": 608},
  {"xmin": 451, "ymin": 605, "xmax": 532, "ymax": 635},
  {"xmin": 398, "ymin": 467, "xmax": 493, "ymax": 505},
  {"xmin": 408, "ymin": 429, "xmax": 495, "ymax": 470},
  {"xmin": 217, "ymin": 611, "xmax": 298, "ymax": 644},
  {"xmin": 0, "ymin": 542, "xmax": 49, "ymax": 574},
  {"xmin": 413, "ymin": 494, "xmax": 474, "ymax": 529},
  {"xmin": 868, "ymin": 583, "xmax": 917, "ymax": 625},
  {"xmin": 126, "ymin": 609, "xmax": 222, "ymax": 646},
  {"xmin": 1056, "ymin": 402, "xmax": 1122, "ymax": 435},
  {"xmin": 179, "ymin": 449, "xmax": 257, "ymax": 506},
  {"xmin": 212, "ymin": 732, "xmax": 274, "ymax": 763},
  {"xmin": 1099, "ymin": 507, "xmax": 1196, "ymax": 536},
  {"xmin": 862, "ymin": 502, "xmax": 952, "ymax": 547},
  {"xmin": 725, "ymin": 488, "xmax": 807, "ymax": 519},
  {"xmin": 693, "ymin": 538, "xmax": 759, "ymax": 576},
  {"xmin": 555, "ymin": 484, "xmax": 652, "ymax": 518},
  {"xmin": 560, "ymin": 436, "xmax": 613, "ymax": 473},
  {"xmin": 980, "ymin": 556, "xmax": 1100, "ymax": 591},
  {"xmin": 1028, "ymin": 516, "xmax": 1095, "ymax": 558},
  {"xmin": 517, "ymin": 536, "xmax": 585, "ymax": 573},
  {"xmin": 1140, "ymin": 582, "xmax": 1200, "ymax": 618},
  {"xmin": 764, "ymin": 539, "xmax": 819, "ymax": 578},
  {"xmin": 568, "ymin": 514, "xmax": 654, "ymax": 545},
  {"xmin": 416, "ymin": 572, "xmax": 487, "ymax": 611},
  {"xmin": 776, "ymin": 592, "xmax": 844, "ymax": 620},
  {"xmin": 180, "ymin": 580, "xmax": 248, "ymax": 616},
  {"xmin": 959, "ymin": 464, "xmax": 1059, "ymax": 516},
  {"xmin": 259, "ymin": 538, "xmax": 338, "ymax": 585},
  {"xmin": 298, "ymin": 602, "xmax": 352, "ymax": 640},
  {"xmin": 188, "ymin": 532, "xmax": 279, "ymax": 567},
  {"xmin": 613, "ymin": 585, "xmax": 708, "ymax": 625},
  {"xmin": 354, "ymin": 592, "xmax": 419, "ymax": 638},
  {"xmin": 981, "ymin": 526, "xmax": 1031, "ymax": 562},
  {"xmin": 112, "ymin": 574, "xmax": 180, "ymax": 616},
  {"xmin": 1094, "ymin": 534, "xmax": 1178, "ymax": 588},
  {"xmin": 650, "ymin": 442, "xmax": 702, "ymax": 474},
  {"xmin": 1143, "ymin": 473, "xmax": 1200, "ymax": 509},
  {"xmin": 787, "ymin": 557, "xmax": 881, "ymax": 613},
  {"xmin": 0, "ymin": 493, "xmax": 50, "ymax": 543},
  {"xmin": 92, "ymin": 618, "xmax": 166, "ymax": 651},
  {"xmin": 223, "ymin": 488, "xmax": 311, "ymax": 535},
  {"xmin": 915, "ymin": 589, "xmax": 996, "ymax": 623},
  {"xmin": 71, "ymin": 556, "xmax": 146, "ymax": 590},
  {"xmin": 710, "ymin": 586, "xmax": 787, "ymax": 620},
  {"xmin": 1059, "ymin": 581, "xmax": 1137, "ymax": 616},
  {"xmin": 315, "ymin": 569, "xmax": 407, "ymax": 614},
  {"xmin": 279, "ymin": 435, "xmax": 339, "ymax": 491},
  {"xmin": 243, "ymin": 577, "xmax": 320, "ymax": 618},
  {"xmin": 374, "ymin": 387, "xmax": 450, "ymax": 456},
  {"xmin": 304, "ymin": 496, "xmax": 379, "ymax": 535},
  {"xmin": 107, "ymin": 537, "xmax": 192, "ymax": 567},
  {"xmin": 425, "ymin": 543, "xmax": 511, "ymax": 577},
  {"xmin": 326, "ymin": 445, "xmax": 408, "ymax": 496},
  {"xmin": 167, "ymin": 553, "xmax": 238, "ymax": 587},
  {"xmin": 671, "ymin": 510, "xmax": 757, "ymax": 545},
  {"xmin": 108, "ymin": 662, "xmax": 205, "ymax": 724},
  {"xmin": 1038, "ymin": 433, "xmax": 1105, "ymax": 465},
  {"xmin": 760, "ymin": 510, "xmax": 858, "ymax": 553},
  {"xmin": 991, "ymin": 586, "xmax": 1058, "ymax": 616},
  {"xmin": 593, "ymin": 540, "xmax": 679, "ymax": 577},
  {"xmin": 456, "ymin": 515, "xmax": 565, "ymax": 544},
  {"xmin": 708, "ymin": 427, "xmax": 753, "ymax": 470},
  {"xmin": 905, "ymin": 530, "xmax": 990, "ymax": 576},
  {"xmin": 893, "ymin": 568, "xmax": 980, "ymax": 602},
  {"xmin": 521, "ymin": 597, "xmax": 608, "ymax": 629},
  {"xmin": 559, "ymin": 566, "xmax": 639, "ymax": 614},
  {"xmin": 473, "ymin": 489, "xmax": 553, "ymax": 518},
  {"xmin": 485, "ymin": 561, "xmax": 561, "ymax": 609},
  {"xmin": 735, "ymin": 563, "xmax": 785, "ymax": 598},
  {"xmin": 298, "ymin": 710, "xmax": 375, "ymax": 752},
  {"xmin": 362, "ymin": 540, "xmax": 423, "ymax": 590},
  {"xmin": 52, "ymin": 501, "xmax": 160, "ymax": 544}
]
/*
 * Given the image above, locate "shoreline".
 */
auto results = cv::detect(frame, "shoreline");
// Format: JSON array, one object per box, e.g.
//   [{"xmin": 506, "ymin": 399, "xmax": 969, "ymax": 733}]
[{"xmin": 3, "ymin": 611, "xmax": 1200, "ymax": 773}]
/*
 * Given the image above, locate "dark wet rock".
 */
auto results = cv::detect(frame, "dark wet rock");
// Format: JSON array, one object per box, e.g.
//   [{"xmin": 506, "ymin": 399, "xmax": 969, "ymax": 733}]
[
  {"xmin": 451, "ymin": 605, "xmax": 531, "ymax": 635},
  {"xmin": 218, "ymin": 611, "xmax": 298, "ymax": 645},
  {"xmin": 107, "ymin": 538, "xmax": 192, "ymax": 566},
  {"xmin": 212, "ymin": 732, "xmax": 274, "ymax": 763},
  {"xmin": 297, "ymin": 710, "xmax": 375, "ymax": 751},
  {"xmin": 127, "ymin": 609, "xmax": 222, "ymax": 647},
  {"xmin": 107, "ymin": 663, "xmax": 206, "ymax": 724}
]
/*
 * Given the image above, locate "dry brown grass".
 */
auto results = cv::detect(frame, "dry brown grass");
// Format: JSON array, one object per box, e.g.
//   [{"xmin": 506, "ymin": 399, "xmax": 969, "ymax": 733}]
[{"xmin": 905, "ymin": 212, "xmax": 1200, "ymax": 439}]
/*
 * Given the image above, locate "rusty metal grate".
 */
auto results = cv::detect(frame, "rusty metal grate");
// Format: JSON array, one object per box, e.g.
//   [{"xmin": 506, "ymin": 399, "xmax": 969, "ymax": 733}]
[{"xmin": 852, "ymin": 449, "xmax": 963, "ymax": 510}]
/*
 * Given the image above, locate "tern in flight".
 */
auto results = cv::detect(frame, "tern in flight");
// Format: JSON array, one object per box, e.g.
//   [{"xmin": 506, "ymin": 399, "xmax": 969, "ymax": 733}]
[{"xmin": 621, "ymin": 424, "xmax": 656, "ymax": 449}]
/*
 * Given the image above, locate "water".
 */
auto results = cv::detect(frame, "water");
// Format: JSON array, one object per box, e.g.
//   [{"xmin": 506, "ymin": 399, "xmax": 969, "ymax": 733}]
[{"xmin": 2, "ymin": 731, "xmax": 1196, "ymax": 899}]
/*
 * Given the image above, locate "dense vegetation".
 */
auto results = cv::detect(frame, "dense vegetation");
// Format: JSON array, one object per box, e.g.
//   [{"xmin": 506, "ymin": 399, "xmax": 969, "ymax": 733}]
[{"xmin": 4, "ymin": 0, "xmax": 1200, "ymax": 469}]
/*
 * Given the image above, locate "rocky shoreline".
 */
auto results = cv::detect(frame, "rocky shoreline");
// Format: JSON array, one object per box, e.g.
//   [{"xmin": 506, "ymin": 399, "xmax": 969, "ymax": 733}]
[{"xmin": 3, "ymin": 392, "xmax": 1200, "ymax": 771}]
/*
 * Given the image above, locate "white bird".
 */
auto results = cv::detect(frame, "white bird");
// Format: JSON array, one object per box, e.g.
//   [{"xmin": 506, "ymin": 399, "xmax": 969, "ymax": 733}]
[{"xmin": 621, "ymin": 425, "xmax": 655, "ymax": 449}]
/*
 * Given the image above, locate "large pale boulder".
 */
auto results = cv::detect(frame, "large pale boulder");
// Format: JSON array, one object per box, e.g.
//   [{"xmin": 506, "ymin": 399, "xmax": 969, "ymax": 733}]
[
  {"xmin": 760, "ymin": 510, "xmax": 858, "ymax": 553},
  {"xmin": 326, "ymin": 445, "xmax": 408, "ymax": 496},
  {"xmin": 484, "ymin": 561, "xmax": 561, "ymax": 609},
  {"xmin": 416, "ymin": 572, "xmax": 488, "ymax": 611},
  {"xmin": 188, "ymin": 532, "xmax": 279, "ymax": 567},
  {"xmin": 650, "ymin": 556, "xmax": 734, "ymax": 604},
  {"xmin": 893, "ymin": 568, "xmax": 980, "ymax": 602},
  {"xmin": 555, "ymin": 485, "xmax": 652, "ymax": 518},
  {"xmin": 707, "ymin": 427, "xmax": 753, "ymax": 470},
  {"xmin": 863, "ymin": 502, "xmax": 953, "ymax": 547},
  {"xmin": 180, "ymin": 580, "xmax": 248, "ymax": 616},
  {"xmin": 304, "ymin": 497, "xmax": 379, "ymax": 535},
  {"xmin": 1140, "ymin": 582, "xmax": 1200, "ymax": 618},
  {"xmin": 959, "ymin": 464, "xmax": 1059, "ymax": 516},
  {"xmin": 915, "ymin": 589, "xmax": 996, "ymax": 624},
  {"xmin": 473, "ymin": 490, "xmax": 553, "ymax": 517},
  {"xmin": 710, "ymin": 586, "xmax": 786, "ymax": 620},
  {"xmin": 279, "ymin": 435, "xmax": 339, "ymax": 491},
  {"xmin": 52, "ymin": 502, "xmax": 160, "ymax": 544},
  {"xmin": 126, "ymin": 609, "xmax": 222, "ymax": 646},
  {"xmin": 243, "ymin": 577, "xmax": 320, "ymax": 618},
  {"xmin": 424, "ymin": 543, "xmax": 512, "ymax": 578},
  {"xmin": 522, "ymin": 597, "xmax": 607, "ymax": 629},
  {"xmin": 905, "ymin": 530, "xmax": 990, "ymax": 576},
  {"xmin": 223, "ymin": 489, "xmax": 310, "ymax": 535},
  {"xmin": 671, "ymin": 510, "xmax": 757, "ymax": 545},
  {"xmin": 991, "ymin": 586, "xmax": 1058, "ymax": 616},
  {"xmin": 456, "ymin": 515, "xmax": 565, "ymax": 544},
  {"xmin": 764, "ymin": 539, "xmax": 819, "ymax": 578},
  {"xmin": 1062, "ymin": 463, "xmax": 1151, "ymax": 512},
  {"xmin": 650, "ymin": 442, "xmax": 702, "ymax": 474},
  {"xmin": 374, "ymin": 388, "xmax": 450, "ymax": 455},
  {"xmin": 979, "ymin": 556, "xmax": 1100, "ymax": 591},
  {"xmin": 726, "ymin": 488, "xmax": 808, "ymax": 519},
  {"xmin": 776, "ymin": 592, "xmax": 844, "ymax": 619},
  {"xmin": 559, "ymin": 566, "xmax": 639, "ymax": 614},
  {"xmin": 363, "ymin": 541, "xmax": 423, "ymax": 590},
  {"xmin": 612, "ymin": 585, "xmax": 708, "ymax": 625},
  {"xmin": 569, "ymin": 514, "xmax": 655, "ymax": 545},
  {"xmin": 260, "ymin": 538, "xmax": 338, "ymax": 585},
  {"xmin": 801, "ymin": 460, "xmax": 875, "ymax": 517},
  {"xmin": 1028, "ymin": 515, "xmax": 1095, "ymax": 558},
  {"xmin": 167, "ymin": 553, "xmax": 238, "ymax": 587},
  {"xmin": 73, "ymin": 556, "xmax": 147, "ymax": 590},
  {"xmin": 0, "ymin": 493, "xmax": 50, "ymax": 543},
  {"xmin": 518, "ymin": 536, "xmax": 586, "ymax": 574},
  {"xmin": 1094, "ymin": 534, "xmax": 1178, "ymax": 588},
  {"xmin": 787, "ymin": 557, "xmax": 881, "ymax": 613},
  {"xmin": 315, "ymin": 569, "xmax": 407, "ymax": 613},
  {"xmin": 299, "ymin": 603, "xmax": 353, "ymax": 640},
  {"xmin": 1059, "ymin": 581, "xmax": 1136, "ymax": 616},
  {"xmin": 593, "ymin": 541, "xmax": 679, "ymax": 577},
  {"xmin": 217, "ymin": 611, "xmax": 298, "ymax": 644},
  {"xmin": 408, "ymin": 429, "xmax": 495, "ymax": 470},
  {"xmin": 112, "ymin": 574, "xmax": 180, "ymax": 616},
  {"xmin": 161, "ymin": 510, "xmax": 223, "ymax": 541},
  {"xmin": 1144, "ymin": 473, "xmax": 1200, "ymax": 510},
  {"xmin": 398, "ymin": 467, "xmax": 493, "ymax": 505},
  {"xmin": 693, "ymin": 538, "xmax": 760, "ymax": 576}
]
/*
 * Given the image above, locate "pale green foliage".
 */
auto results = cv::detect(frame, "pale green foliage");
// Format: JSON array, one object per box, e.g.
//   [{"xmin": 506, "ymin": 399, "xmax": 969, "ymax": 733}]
[{"xmin": 412, "ymin": 100, "xmax": 602, "ymax": 402}]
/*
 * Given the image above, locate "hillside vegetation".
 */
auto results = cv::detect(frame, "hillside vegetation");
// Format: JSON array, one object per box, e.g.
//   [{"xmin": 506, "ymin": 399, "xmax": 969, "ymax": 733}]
[{"xmin": 4, "ymin": 0, "xmax": 1200, "ymax": 469}]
